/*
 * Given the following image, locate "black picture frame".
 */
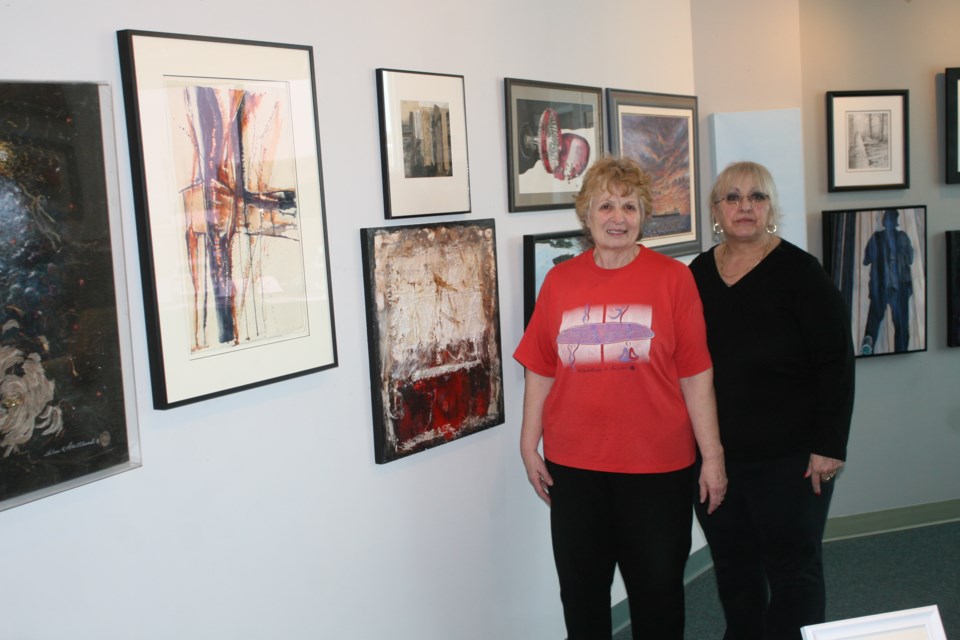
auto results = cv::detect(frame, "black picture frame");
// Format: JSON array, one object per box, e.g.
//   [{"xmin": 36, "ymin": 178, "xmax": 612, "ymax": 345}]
[
  {"xmin": 504, "ymin": 78, "xmax": 603, "ymax": 212},
  {"xmin": 522, "ymin": 230, "xmax": 589, "ymax": 327},
  {"xmin": 822, "ymin": 206, "xmax": 927, "ymax": 358},
  {"xmin": 945, "ymin": 69, "xmax": 960, "ymax": 184},
  {"xmin": 826, "ymin": 90, "xmax": 909, "ymax": 192},
  {"xmin": 375, "ymin": 68, "xmax": 471, "ymax": 218},
  {"xmin": 117, "ymin": 29, "xmax": 338, "ymax": 408},
  {"xmin": 946, "ymin": 231, "xmax": 960, "ymax": 346},
  {"xmin": 606, "ymin": 88, "xmax": 701, "ymax": 256}
]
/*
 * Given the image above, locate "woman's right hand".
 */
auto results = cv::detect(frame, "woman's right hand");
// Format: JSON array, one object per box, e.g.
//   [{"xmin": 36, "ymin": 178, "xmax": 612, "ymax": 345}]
[{"xmin": 522, "ymin": 449, "xmax": 554, "ymax": 506}]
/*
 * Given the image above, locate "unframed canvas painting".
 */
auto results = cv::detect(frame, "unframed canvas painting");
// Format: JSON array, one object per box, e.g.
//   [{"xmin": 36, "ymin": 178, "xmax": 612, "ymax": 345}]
[{"xmin": 361, "ymin": 219, "xmax": 505, "ymax": 463}]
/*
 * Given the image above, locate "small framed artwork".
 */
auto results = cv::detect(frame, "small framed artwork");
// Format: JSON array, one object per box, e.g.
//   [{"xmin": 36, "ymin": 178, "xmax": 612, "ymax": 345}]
[
  {"xmin": 801, "ymin": 605, "xmax": 946, "ymax": 640},
  {"xmin": 505, "ymin": 78, "xmax": 603, "ymax": 212},
  {"xmin": 945, "ymin": 68, "xmax": 960, "ymax": 183},
  {"xmin": 0, "ymin": 81, "xmax": 141, "ymax": 511},
  {"xmin": 522, "ymin": 230, "xmax": 590, "ymax": 326},
  {"xmin": 375, "ymin": 68, "xmax": 470, "ymax": 218},
  {"xmin": 360, "ymin": 219, "xmax": 505, "ymax": 463},
  {"xmin": 117, "ymin": 30, "xmax": 338, "ymax": 408},
  {"xmin": 826, "ymin": 90, "xmax": 909, "ymax": 192},
  {"xmin": 946, "ymin": 231, "xmax": 960, "ymax": 346},
  {"xmin": 607, "ymin": 89, "xmax": 701, "ymax": 256},
  {"xmin": 822, "ymin": 206, "xmax": 927, "ymax": 358}
]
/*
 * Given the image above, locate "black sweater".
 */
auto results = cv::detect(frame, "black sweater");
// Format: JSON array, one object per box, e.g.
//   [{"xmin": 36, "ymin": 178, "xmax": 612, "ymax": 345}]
[{"xmin": 689, "ymin": 240, "xmax": 855, "ymax": 463}]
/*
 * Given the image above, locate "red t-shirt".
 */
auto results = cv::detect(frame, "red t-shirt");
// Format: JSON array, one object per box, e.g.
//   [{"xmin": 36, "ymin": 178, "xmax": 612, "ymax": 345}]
[{"xmin": 514, "ymin": 249, "xmax": 712, "ymax": 473}]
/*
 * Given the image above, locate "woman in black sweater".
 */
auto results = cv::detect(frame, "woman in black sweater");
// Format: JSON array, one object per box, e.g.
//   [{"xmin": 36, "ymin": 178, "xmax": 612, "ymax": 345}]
[{"xmin": 689, "ymin": 162, "xmax": 855, "ymax": 640}]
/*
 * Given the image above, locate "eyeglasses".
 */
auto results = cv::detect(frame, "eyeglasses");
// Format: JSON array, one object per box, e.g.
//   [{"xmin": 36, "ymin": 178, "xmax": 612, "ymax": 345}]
[{"xmin": 718, "ymin": 192, "xmax": 770, "ymax": 206}]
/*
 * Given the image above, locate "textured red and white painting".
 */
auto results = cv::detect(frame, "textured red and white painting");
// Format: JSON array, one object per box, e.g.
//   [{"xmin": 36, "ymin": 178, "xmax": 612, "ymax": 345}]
[{"xmin": 360, "ymin": 219, "xmax": 505, "ymax": 463}]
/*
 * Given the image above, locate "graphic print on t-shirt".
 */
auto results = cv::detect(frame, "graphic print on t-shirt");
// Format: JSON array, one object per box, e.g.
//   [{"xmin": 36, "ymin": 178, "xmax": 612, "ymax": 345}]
[{"xmin": 556, "ymin": 302, "xmax": 654, "ymax": 370}]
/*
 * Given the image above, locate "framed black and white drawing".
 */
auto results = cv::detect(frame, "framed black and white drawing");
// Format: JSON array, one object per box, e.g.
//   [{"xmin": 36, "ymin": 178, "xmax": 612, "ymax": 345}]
[
  {"xmin": 826, "ymin": 90, "xmax": 909, "ymax": 192},
  {"xmin": 822, "ymin": 206, "xmax": 926, "ymax": 358},
  {"xmin": 505, "ymin": 78, "xmax": 603, "ymax": 212},
  {"xmin": 376, "ymin": 68, "xmax": 470, "ymax": 218},
  {"xmin": 607, "ymin": 89, "xmax": 700, "ymax": 256},
  {"xmin": 117, "ymin": 29, "xmax": 338, "ymax": 408}
]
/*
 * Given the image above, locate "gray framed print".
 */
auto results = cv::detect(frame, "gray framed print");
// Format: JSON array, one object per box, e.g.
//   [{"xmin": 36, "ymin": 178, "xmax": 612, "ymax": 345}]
[{"xmin": 607, "ymin": 88, "xmax": 701, "ymax": 256}]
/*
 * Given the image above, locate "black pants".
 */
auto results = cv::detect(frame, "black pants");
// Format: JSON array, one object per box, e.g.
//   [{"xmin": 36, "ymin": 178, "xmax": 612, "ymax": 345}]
[
  {"xmin": 546, "ymin": 460, "xmax": 693, "ymax": 640},
  {"xmin": 693, "ymin": 453, "xmax": 834, "ymax": 640}
]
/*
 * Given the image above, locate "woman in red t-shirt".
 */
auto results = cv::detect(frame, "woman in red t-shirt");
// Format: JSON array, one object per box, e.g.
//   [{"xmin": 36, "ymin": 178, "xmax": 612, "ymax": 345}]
[{"xmin": 515, "ymin": 156, "xmax": 726, "ymax": 639}]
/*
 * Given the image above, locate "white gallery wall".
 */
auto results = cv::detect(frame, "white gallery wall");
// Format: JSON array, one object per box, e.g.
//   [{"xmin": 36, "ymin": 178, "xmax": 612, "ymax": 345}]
[
  {"xmin": 2, "ymin": 0, "xmax": 958, "ymax": 639},
  {"xmin": 798, "ymin": 0, "xmax": 960, "ymax": 515},
  {"xmin": 0, "ymin": 1, "xmax": 698, "ymax": 639}
]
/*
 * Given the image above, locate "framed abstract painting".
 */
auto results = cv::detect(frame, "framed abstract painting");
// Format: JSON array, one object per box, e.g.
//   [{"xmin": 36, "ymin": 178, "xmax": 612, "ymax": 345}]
[
  {"xmin": 375, "ymin": 68, "xmax": 470, "ymax": 218},
  {"xmin": 360, "ymin": 219, "xmax": 505, "ymax": 463},
  {"xmin": 606, "ymin": 89, "xmax": 701, "ymax": 256},
  {"xmin": 0, "ymin": 81, "xmax": 141, "ymax": 511},
  {"xmin": 822, "ymin": 206, "xmax": 926, "ymax": 358},
  {"xmin": 504, "ymin": 78, "xmax": 602, "ymax": 212},
  {"xmin": 117, "ymin": 30, "xmax": 338, "ymax": 408},
  {"xmin": 522, "ymin": 230, "xmax": 590, "ymax": 327}
]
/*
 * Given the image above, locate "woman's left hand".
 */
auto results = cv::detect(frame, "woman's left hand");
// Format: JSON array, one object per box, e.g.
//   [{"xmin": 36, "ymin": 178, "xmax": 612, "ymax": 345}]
[
  {"xmin": 805, "ymin": 453, "xmax": 844, "ymax": 495},
  {"xmin": 699, "ymin": 455, "xmax": 728, "ymax": 515}
]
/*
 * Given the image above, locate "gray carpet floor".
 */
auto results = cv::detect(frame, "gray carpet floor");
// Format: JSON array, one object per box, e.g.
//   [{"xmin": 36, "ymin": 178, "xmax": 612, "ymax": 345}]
[{"xmin": 614, "ymin": 520, "xmax": 959, "ymax": 639}]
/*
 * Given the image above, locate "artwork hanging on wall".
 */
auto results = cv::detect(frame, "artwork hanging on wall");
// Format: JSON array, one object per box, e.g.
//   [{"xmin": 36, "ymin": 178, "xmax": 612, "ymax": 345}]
[
  {"xmin": 946, "ymin": 231, "xmax": 960, "ymax": 347},
  {"xmin": 360, "ymin": 219, "xmax": 505, "ymax": 463},
  {"xmin": 522, "ymin": 230, "xmax": 590, "ymax": 327},
  {"xmin": 0, "ymin": 81, "xmax": 141, "ymax": 511},
  {"xmin": 117, "ymin": 30, "xmax": 337, "ymax": 409},
  {"xmin": 504, "ymin": 78, "xmax": 603, "ymax": 212},
  {"xmin": 822, "ymin": 206, "xmax": 927, "ymax": 358},
  {"xmin": 606, "ymin": 89, "xmax": 701, "ymax": 256},
  {"xmin": 826, "ymin": 90, "xmax": 909, "ymax": 192},
  {"xmin": 945, "ymin": 68, "xmax": 960, "ymax": 184},
  {"xmin": 375, "ymin": 68, "xmax": 470, "ymax": 218}
]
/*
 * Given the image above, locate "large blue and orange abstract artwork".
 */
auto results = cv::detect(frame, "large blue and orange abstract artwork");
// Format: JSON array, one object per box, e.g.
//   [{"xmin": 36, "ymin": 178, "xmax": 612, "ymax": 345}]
[
  {"xmin": 360, "ymin": 219, "xmax": 505, "ymax": 463},
  {"xmin": 166, "ymin": 81, "xmax": 308, "ymax": 355}
]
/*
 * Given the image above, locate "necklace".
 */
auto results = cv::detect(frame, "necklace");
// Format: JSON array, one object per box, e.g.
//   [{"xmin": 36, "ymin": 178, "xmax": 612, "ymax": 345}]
[{"xmin": 717, "ymin": 239, "xmax": 773, "ymax": 281}]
